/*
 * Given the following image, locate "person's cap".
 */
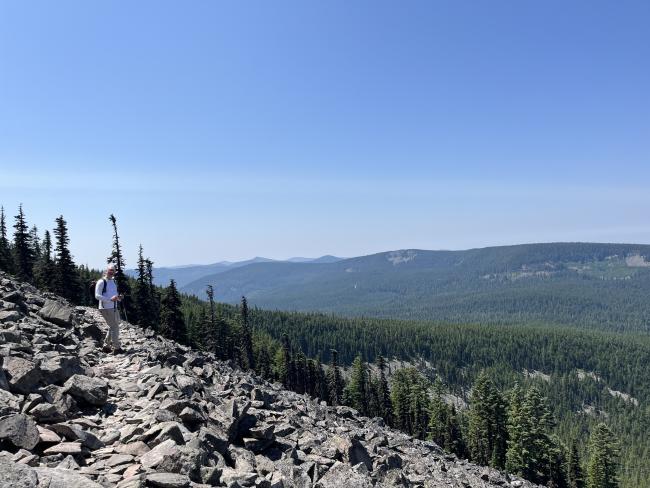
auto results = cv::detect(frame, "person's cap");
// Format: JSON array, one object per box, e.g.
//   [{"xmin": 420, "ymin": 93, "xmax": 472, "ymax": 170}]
[{"xmin": 107, "ymin": 263, "xmax": 116, "ymax": 271}]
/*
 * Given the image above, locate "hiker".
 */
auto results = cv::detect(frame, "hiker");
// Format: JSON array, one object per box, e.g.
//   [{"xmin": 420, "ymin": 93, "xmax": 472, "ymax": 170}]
[{"xmin": 95, "ymin": 263, "xmax": 123, "ymax": 353}]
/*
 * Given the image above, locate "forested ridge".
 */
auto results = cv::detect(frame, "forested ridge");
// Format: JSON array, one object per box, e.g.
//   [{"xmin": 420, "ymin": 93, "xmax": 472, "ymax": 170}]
[
  {"xmin": 0, "ymin": 204, "xmax": 646, "ymax": 487},
  {"xmin": 180, "ymin": 244, "xmax": 650, "ymax": 333}
]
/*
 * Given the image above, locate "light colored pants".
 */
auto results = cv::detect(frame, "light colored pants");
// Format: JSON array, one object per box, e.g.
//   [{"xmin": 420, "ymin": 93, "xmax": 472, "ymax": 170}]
[{"xmin": 100, "ymin": 307, "xmax": 121, "ymax": 349}]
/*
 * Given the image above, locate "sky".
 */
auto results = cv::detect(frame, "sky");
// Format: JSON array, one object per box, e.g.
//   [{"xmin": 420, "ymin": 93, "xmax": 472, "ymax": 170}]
[{"xmin": 1, "ymin": 0, "xmax": 649, "ymax": 268}]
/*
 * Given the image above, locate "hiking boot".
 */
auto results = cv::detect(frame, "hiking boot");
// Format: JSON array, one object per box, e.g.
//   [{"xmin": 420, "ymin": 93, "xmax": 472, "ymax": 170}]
[{"xmin": 102, "ymin": 345, "xmax": 112, "ymax": 353}]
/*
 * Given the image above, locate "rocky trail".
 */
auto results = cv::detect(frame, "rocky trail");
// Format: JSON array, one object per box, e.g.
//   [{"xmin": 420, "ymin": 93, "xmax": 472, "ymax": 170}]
[{"xmin": 0, "ymin": 271, "xmax": 539, "ymax": 488}]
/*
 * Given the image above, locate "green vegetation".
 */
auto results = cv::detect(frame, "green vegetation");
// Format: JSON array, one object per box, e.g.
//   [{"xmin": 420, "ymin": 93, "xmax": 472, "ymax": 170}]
[
  {"xmin": 1, "ymin": 205, "xmax": 647, "ymax": 487},
  {"xmin": 180, "ymin": 244, "xmax": 650, "ymax": 333}
]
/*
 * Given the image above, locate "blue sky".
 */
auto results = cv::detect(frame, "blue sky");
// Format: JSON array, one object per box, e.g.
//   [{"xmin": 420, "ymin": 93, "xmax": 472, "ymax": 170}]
[{"xmin": 1, "ymin": 1, "xmax": 649, "ymax": 268}]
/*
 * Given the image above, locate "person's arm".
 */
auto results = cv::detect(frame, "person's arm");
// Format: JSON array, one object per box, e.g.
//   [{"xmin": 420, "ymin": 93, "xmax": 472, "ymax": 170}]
[{"xmin": 95, "ymin": 280, "xmax": 106, "ymax": 301}]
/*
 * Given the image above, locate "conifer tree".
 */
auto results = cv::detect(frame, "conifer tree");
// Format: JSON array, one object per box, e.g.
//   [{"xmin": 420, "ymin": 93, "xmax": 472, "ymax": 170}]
[
  {"xmin": 428, "ymin": 379, "xmax": 453, "ymax": 450},
  {"xmin": 240, "ymin": 296, "xmax": 254, "ymax": 370},
  {"xmin": 390, "ymin": 368, "xmax": 412, "ymax": 433},
  {"xmin": 52, "ymin": 215, "xmax": 81, "ymax": 302},
  {"xmin": 159, "ymin": 279, "xmax": 186, "ymax": 343},
  {"xmin": 586, "ymin": 423, "xmax": 619, "ymax": 488},
  {"xmin": 34, "ymin": 230, "xmax": 55, "ymax": 291},
  {"xmin": 108, "ymin": 214, "xmax": 132, "ymax": 316},
  {"xmin": 29, "ymin": 225, "xmax": 41, "ymax": 260},
  {"xmin": 506, "ymin": 382, "xmax": 526, "ymax": 474},
  {"xmin": 568, "ymin": 440, "xmax": 585, "ymax": 488},
  {"xmin": 467, "ymin": 371, "xmax": 507, "ymax": 468},
  {"xmin": 376, "ymin": 354, "xmax": 392, "ymax": 423},
  {"xmin": 327, "ymin": 349, "xmax": 344, "ymax": 406},
  {"xmin": 409, "ymin": 371, "xmax": 430, "ymax": 439},
  {"xmin": 12, "ymin": 204, "xmax": 34, "ymax": 281},
  {"xmin": 343, "ymin": 354, "xmax": 368, "ymax": 415},
  {"xmin": 389, "ymin": 368, "xmax": 430, "ymax": 438},
  {"xmin": 145, "ymin": 258, "xmax": 160, "ymax": 325},
  {"xmin": 133, "ymin": 245, "xmax": 156, "ymax": 327},
  {"xmin": 0, "ymin": 206, "xmax": 13, "ymax": 273},
  {"xmin": 315, "ymin": 354, "xmax": 329, "ymax": 401},
  {"xmin": 255, "ymin": 342, "xmax": 272, "ymax": 379},
  {"xmin": 203, "ymin": 285, "xmax": 220, "ymax": 354},
  {"xmin": 279, "ymin": 333, "xmax": 293, "ymax": 389}
]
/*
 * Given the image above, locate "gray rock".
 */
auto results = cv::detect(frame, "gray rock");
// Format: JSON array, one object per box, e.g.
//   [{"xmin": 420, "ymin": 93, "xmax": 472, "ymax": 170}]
[
  {"xmin": 63, "ymin": 374, "xmax": 108, "ymax": 406},
  {"xmin": 0, "ymin": 453, "xmax": 39, "ymax": 488},
  {"xmin": 315, "ymin": 461, "xmax": 373, "ymax": 488},
  {"xmin": 0, "ymin": 388, "xmax": 20, "ymax": 415},
  {"xmin": 140, "ymin": 439, "xmax": 180, "ymax": 469},
  {"xmin": 0, "ymin": 310, "xmax": 20, "ymax": 322},
  {"xmin": 50, "ymin": 423, "xmax": 105, "ymax": 450},
  {"xmin": 145, "ymin": 473, "xmax": 190, "ymax": 488},
  {"xmin": 43, "ymin": 441, "xmax": 83, "ymax": 455},
  {"xmin": 39, "ymin": 300, "xmax": 74, "ymax": 327},
  {"xmin": 2, "ymin": 357, "xmax": 41, "ymax": 394},
  {"xmin": 39, "ymin": 355, "xmax": 86, "ymax": 385},
  {"xmin": 0, "ymin": 413, "xmax": 40, "ymax": 450},
  {"xmin": 34, "ymin": 466, "xmax": 104, "ymax": 487}
]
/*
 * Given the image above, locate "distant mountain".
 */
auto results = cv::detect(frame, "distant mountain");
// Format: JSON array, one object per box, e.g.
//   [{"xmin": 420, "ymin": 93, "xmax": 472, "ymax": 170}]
[
  {"xmin": 286, "ymin": 255, "xmax": 344, "ymax": 264},
  {"xmin": 180, "ymin": 243, "xmax": 650, "ymax": 332},
  {"xmin": 126, "ymin": 256, "xmax": 342, "ymax": 288},
  {"xmin": 126, "ymin": 257, "xmax": 274, "ymax": 288}
]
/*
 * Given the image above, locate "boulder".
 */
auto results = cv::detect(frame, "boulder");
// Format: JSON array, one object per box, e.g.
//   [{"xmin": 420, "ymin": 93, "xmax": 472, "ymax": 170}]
[
  {"xmin": 140, "ymin": 439, "xmax": 180, "ymax": 469},
  {"xmin": 0, "ymin": 388, "xmax": 20, "ymax": 416},
  {"xmin": 0, "ymin": 310, "xmax": 21, "ymax": 323},
  {"xmin": 0, "ymin": 413, "xmax": 40, "ymax": 450},
  {"xmin": 315, "ymin": 461, "xmax": 373, "ymax": 488},
  {"xmin": 63, "ymin": 374, "xmax": 108, "ymax": 406},
  {"xmin": 2, "ymin": 357, "xmax": 41, "ymax": 394},
  {"xmin": 39, "ymin": 355, "xmax": 86, "ymax": 385},
  {"xmin": 0, "ymin": 453, "xmax": 39, "ymax": 488},
  {"xmin": 145, "ymin": 473, "xmax": 190, "ymax": 488},
  {"xmin": 39, "ymin": 300, "xmax": 74, "ymax": 326},
  {"xmin": 34, "ymin": 466, "xmax": 104, "ymax": 487}
]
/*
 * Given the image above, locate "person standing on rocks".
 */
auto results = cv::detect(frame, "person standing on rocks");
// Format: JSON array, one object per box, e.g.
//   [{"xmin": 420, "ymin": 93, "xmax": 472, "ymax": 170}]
[{"xmin": 95, "ymin": 263, "xmax": 123, "ymax": 353}]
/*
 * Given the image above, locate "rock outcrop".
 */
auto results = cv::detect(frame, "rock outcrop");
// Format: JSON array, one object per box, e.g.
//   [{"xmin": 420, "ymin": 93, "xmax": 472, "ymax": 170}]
[{"xmin": 0, "ymin": 271, "xmax": 540, "ymax": 487}]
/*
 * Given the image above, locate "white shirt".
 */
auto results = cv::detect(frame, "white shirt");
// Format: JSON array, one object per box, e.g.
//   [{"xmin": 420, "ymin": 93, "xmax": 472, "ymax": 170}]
[{"xmin": 95, "ymin": 278, "xmax": 118, "ymax": 309}]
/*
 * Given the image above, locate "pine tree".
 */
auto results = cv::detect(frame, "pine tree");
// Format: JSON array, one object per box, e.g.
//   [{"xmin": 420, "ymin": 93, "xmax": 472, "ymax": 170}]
[
  {"xmin": 133, "ymin": 245, "xmax": 155, "ymax": 327},
  {"xmin": 145, "ymin": 258, "xmax": 160, "ymax": 326},
  {"xmin": 315, "ymin": 354, "xmax": 329, "ymax": 402},
  {"xmin": 29, "ymin": 225, "xmax": 41, "ymax": 260},
  {"xmin": 547, "ymin": 434, "xmax": 570, "ymax": 488},
  {"xmin": 390, "ymin": 368, "xmax": 412, "ymax": 434},
  {"xmin": 586, "ymin": 423, "xmax": 619, "ymax": 488},
  {"xmin": 428, "ymin": 386, "xmax": 449, "ymax": 447},
  {"xmin": 34, "ymin": 230, "xmax": 56, "ymax": 291},
  {"xmin": 376, "ymin": 354, "xmax": 392, "ymax": 423},
  {"xmin": 343, "ymin": 354, "xmax": 368, "ymax": 415},
  {"xmin": 327, "ymin": 349, "xmax": 344, "ymax": 406},
  {"xmin": 255, "ymin": 342, "xmax": 272, "ymax": 379},
  {"xmin": 467, "ymin": 371, "xmax": 507, "ymax": 468},
  {"xmin": 506, "ymin": 382, "xmax": 526, "ymax": 475},
  {"xmin": 12, "ymin": 204, "xmax": 34, "ymax": 281},
  {"xmin": 204, "ymin": 285, "xmax": 219, "ymax": 354},
  {"xmin": 0, "ymin": 206, "xmax": 13, "ymax": 273},
  {"xmin": 568, "ymin": 440, "xmax": 585, "ymax": 488},
  {"xmin": 389, "ymin": 368, "xmax": 430, "ymax": 438},
  {"xmin": 278, "ymin": 334, "xmax": 293, "ymax": 389},
  {"xmin": 240, "ymin": 296, "xmax": 254, "ymax": 370},
  {"xmin": 159, "ymin": 279, "xmax": 186, "ymax": 343},
  {"xmin": 52, "ymin": 215, "xmax": 81, "ymax": 302},
  {"xmin": 107, "ymin": 214, "xmax": 132, "ymax": 317}
]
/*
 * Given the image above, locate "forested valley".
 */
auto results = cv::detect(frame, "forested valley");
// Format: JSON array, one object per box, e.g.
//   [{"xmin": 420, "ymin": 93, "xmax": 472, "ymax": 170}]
[{"xmin": 0, "ymin": 205, "xmax": 646, "ymax": 487}]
